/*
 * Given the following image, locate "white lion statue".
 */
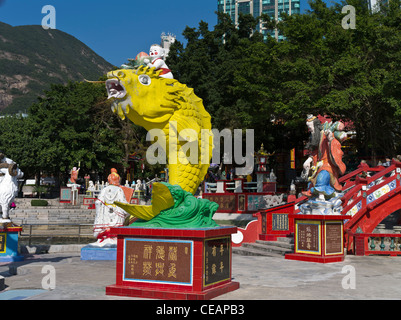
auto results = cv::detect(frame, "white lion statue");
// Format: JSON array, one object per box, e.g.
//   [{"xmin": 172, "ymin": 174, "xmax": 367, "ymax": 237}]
[{"xmin": 0, "ymin": 161, "xmax": 23, "ymax": 222}]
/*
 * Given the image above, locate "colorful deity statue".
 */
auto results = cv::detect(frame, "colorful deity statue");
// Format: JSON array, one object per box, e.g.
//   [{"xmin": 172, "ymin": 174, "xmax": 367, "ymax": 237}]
[
  {"xmin": 92, "ymin": 168, "xmax": 134, "ymax": 246},
  {"xmin": 143, "ymin": 44, "xmax": 173, "ymax": 79},
  {"xmin": 92, "ymin": 184, "xmax": 129, "ymax": 247},
  {"xmin": 302, "ymin": 115, "xmax": 347, "ymax": 201},
  {"xmin": 107, "ymin": 168, "xmax": 120, "ymax": 186},
  {"xmin": 67, "ymin": 166, "xmax": 80, "ymax": 186}
]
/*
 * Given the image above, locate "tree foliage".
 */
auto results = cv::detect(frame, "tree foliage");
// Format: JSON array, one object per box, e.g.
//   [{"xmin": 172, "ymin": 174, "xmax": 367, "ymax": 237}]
[
  {"xmin": 167, "ymin": 0, "xmax": 401, "ymax": 162},
  {"xmin": 0, "ymin": 80, "xmax": 168, "ymax": 184},
  {"xmin": 0, "ymin": 81, "xmax": 129, "ymax": 183},
  {"xmin": 2, "ymin": 0, "xmax": 401, "ymax": 183}
]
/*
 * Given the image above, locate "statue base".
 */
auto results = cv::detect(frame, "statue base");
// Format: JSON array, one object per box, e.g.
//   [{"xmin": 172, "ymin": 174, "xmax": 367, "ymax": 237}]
[
  {"xmin": 0, "ymin": 225, "xmax": 24, "ymax": 262},
  {"xmin": 106, "ymin": 226, "xmax": 240, "ymax": 300},
  {"xmin": 285, "ymin": 215, "xmax": 348, "ymax": 263},
  {"xmin": 81, "ymin": 246, "xmax": 117, "ymax": 261},
  {"xmin": 299, "ymin": 193, "xmax": 343, "ymax": 216},
  {"xmin": 81, "ymin": 239, "xmax": 117, "ymax": 260}
]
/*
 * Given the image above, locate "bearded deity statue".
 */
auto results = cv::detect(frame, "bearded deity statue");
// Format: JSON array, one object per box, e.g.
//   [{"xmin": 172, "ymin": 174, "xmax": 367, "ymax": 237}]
[{"xmin": 299, "ymin": 115, "xmax": 348, "ymax": 215}]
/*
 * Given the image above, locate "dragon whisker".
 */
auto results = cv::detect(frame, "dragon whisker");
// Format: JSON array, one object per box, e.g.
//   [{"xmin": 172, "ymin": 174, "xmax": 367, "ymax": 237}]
[{"xmin": 84, "ymin": 79, "xmax": 106, "ymax": 84}]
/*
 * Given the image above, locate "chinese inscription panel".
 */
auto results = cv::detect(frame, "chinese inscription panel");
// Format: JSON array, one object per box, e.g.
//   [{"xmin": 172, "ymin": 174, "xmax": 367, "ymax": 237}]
[
  {"xmin": 204, "ymin": 237, "xmax": 231, "ymax": 287},
  {"xmin": 272, "ymin": 214, "xmax": 289, "ymax": 231},
  {"xmin": 325, "ymin": 222, "xmax": 343, "ymax": 255},
  {"xmin": 296, "ymin": 222, "xmax": 320, "ymax": 254},
  {"xmin": 206, "ymin": 195, "xmax": 236, "ymax": 211},
  {"xmin": 124, "ymin": 239, "xmax": 193, "ymax": 285}
]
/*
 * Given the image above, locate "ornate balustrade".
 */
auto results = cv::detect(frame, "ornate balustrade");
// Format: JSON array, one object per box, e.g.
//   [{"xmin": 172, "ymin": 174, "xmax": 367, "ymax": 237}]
[
  {"xmin": 352, "ymin": 231, "xmax": 401, "ymax": 256},
  {"xmin": 204, "ymin": 179, "xmax": 276, "ymax": 194}
]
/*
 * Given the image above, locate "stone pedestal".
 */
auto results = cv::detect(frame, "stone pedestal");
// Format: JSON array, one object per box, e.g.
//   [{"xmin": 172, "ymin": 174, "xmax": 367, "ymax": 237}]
[
  {"xmin": 285, "ymin": 215, "xmax": 348, "ymax": 263},
  {"xmin": 106, "ymin": 226, "xmax": 240, "ymax": 300},
  {"xmin": 80, "ymin": 245, "xmax": 117, "ymax": 260},
  {"xmin": 0, "ymin": 226, "xmax": 24, "ymax": 262}
]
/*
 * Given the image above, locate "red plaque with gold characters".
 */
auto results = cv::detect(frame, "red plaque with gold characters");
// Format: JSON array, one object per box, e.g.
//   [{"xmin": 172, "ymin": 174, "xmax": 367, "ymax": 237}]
[
  {"xmin": 295, "ymin": 221, "xmax": 321, "ymax": 254},
  {"xmin": 203, "ymin": 237, "xmax": 231, "ymax": 287},
  {"xmin": 123, "ymin": 239, "xmax": 193, "ymax": 285}
]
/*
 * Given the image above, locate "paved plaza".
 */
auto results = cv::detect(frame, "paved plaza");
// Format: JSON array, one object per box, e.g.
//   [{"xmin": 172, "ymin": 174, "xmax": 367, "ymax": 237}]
[{"xmin": 0, "ymin": 249, "xmax": 400, "ymax": 301}]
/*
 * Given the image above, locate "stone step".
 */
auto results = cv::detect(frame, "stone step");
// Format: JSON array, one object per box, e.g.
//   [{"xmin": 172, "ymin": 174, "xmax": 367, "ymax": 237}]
[
  {"xmin": 242, "ymin": 242, "xmax": 293, "ymax": 255},
  {"xmin": 232, "ymin": 236, "xmax": 295, "ymax": 258},
  {"xmin": 255, "ymin": 240, "xmax": 294, "ymax": 250},
  {"xmin": 274, "ymin": 237, "xmax": 294, "ymax": 244},
  {"xmin": 232, "ymin": 246, "xmax": 286, "ymax": 258}
]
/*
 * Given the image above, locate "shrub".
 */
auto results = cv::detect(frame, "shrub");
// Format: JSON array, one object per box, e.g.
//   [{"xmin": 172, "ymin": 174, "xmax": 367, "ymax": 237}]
[{"xmin": 31, "ymin": 199, "xmax": 48, "ymax": 207}]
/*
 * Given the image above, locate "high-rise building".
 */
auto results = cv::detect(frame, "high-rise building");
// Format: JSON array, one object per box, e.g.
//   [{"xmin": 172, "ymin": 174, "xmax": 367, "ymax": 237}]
[
  {"xmin": 217, "ymin": 0, "xmax": 301, "ymax": 41},
  {"xmin": 367, "ymin": 0, "xmax": 390, "ymax": 12},
  {"xmin": 367, "ymin": 0, "xmax": 378, "ymax": 11},
  {"xmin": 161, "ymin": 32, "xmax": 176, "ymax": 58}
]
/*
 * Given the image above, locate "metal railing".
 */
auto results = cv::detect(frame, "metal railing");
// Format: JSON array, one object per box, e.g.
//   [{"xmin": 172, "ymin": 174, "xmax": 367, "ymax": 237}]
[{"xmin": 19, "ymin": 223, "xmax": 94, "ymax": 246}]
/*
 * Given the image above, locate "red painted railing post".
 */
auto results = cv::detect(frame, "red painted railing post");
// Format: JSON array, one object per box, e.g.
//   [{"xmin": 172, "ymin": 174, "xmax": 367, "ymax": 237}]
[{"xmin": 354, "ymin": 234, "xmax": 366, "ymax": 256}]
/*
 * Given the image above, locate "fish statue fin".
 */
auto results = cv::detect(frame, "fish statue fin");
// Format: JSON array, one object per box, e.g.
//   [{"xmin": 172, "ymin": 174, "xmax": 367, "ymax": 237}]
[{"xmin": 114, "ymin": 183, "xmax": 175, "ymax": 221}]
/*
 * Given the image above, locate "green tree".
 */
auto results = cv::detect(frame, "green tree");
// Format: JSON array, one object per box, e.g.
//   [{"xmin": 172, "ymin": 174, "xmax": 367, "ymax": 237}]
[
  {"xmin": 276, "ymin": 0, "xmax": 401, "ymax": 161},
  {"xmin": 168, "ymin": 1, "xmax": 401, "ymax": 163},
  {"xmin": 0, "ymin": 114, "xmax": 40, "ymax": 181},
  {"xmin": 167, "ymin": 12, "xmax": 304, "ymax": 152},
  {"xmin": 24, "ymin": 81, "xmax": 125, "ymax": 183}
]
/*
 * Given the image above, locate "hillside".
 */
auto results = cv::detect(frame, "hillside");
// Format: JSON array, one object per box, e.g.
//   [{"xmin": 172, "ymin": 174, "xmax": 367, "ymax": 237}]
[{"xmin": 0, "ymin": 22, "xmax": 114, "ymax": 114}]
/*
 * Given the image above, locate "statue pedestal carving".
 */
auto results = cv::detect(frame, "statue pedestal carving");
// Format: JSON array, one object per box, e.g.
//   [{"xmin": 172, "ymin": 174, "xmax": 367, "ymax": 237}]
[
  {"xmin": 299, "ymin": 194, "xmax": 344, "ymax": 215},
  {"xmin": 285, "ymin": 215, "xmax": 348, "ymax": 263},
  {"xmin": 106, "ymin": 226, "xmax": 239, "ymax": 300}
]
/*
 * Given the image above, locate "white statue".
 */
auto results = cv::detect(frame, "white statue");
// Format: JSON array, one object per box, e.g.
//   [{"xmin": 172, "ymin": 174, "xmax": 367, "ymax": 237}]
[
  {"xmin": 91, "ymin": 185, "xmax": 129, "ymax": 247},
  {"xmin": 270, "ymin": 169, "xmax": 277, "ymax": 182},
  {"xmin": 88, "ymin": 181, "xmax": 95, "ymax": 192},
  {"xmin": 135, "ymin": 179, "xmax": 142, "ymax": 191},
  {"xmin": 0, "ymin": 153, "xmax": 23, "ymax": 223},
  {"xmin": 143, "ymin": 44, "xmax": 174, "ymax": 79}
]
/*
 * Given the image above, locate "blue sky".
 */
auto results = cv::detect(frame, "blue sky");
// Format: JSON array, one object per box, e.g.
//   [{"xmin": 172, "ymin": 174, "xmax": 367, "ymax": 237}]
[{"xmin": 0, "ymin": 0, "xmax": 327, "ymax": 67}]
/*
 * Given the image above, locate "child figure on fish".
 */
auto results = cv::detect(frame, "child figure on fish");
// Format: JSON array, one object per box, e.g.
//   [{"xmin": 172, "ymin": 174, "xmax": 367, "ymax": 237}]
[{"xmin": 143, "ymin": 44, "xmax": 174, "ymax": 79}]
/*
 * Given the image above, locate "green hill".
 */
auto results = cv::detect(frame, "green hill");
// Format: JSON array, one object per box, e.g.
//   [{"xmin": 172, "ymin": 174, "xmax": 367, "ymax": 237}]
[{"xmin": 0, "ymin": 22, "xmax": 114, "ymax": 114}]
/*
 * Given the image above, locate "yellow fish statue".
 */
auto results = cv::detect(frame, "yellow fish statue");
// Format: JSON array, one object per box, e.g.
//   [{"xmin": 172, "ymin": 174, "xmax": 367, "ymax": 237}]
[{"xmin": 105, "ymin": 66, "xmax": 218, "ymax": 228}]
